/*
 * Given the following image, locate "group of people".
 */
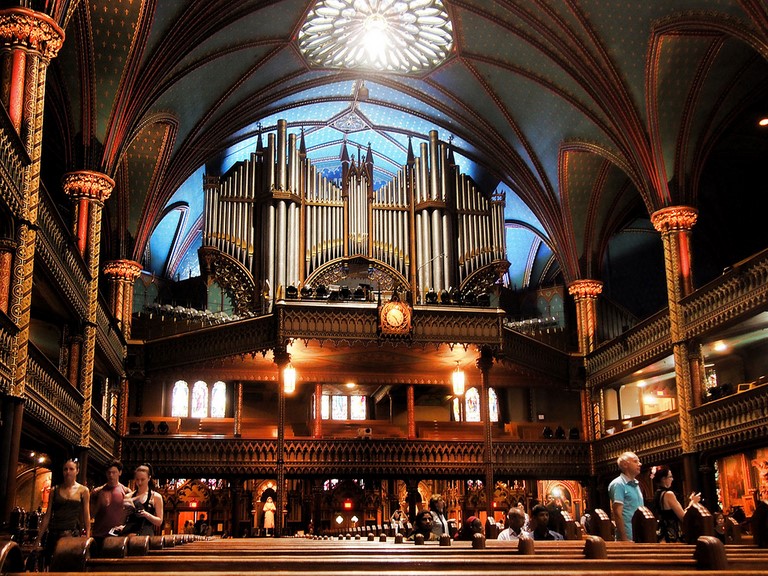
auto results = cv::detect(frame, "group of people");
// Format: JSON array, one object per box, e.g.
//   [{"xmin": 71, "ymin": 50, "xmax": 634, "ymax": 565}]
[
  {"xmin": 392, "ymin": 452, "xmax": 712, "ymax": 545},
  {"xmin": 34, "ymin": 459, "xmax": 164, "ymax": 568},
  {"xmin": 609, "ymin": 451, "xmax": 702, "ymax": 542},
  {"xmin": 393, "ymin": 494, "xmax": 566, "ymax": 543}
]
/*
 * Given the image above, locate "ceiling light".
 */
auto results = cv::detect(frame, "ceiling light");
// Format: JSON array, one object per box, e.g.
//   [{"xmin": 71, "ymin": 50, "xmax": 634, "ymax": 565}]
[
  {"xmin": 713, "ymin": 341, "xmax": 728, "ymax": 352},
  {"xmin": 636, "ymin": 380, "xmax": 647, "ymax": 388},
  {"xmin": 345, "ymin": 382, "xmax": 356, "ymax": 389},
  {"xmin": 298, "ymin": 0, "xmax": 454, "ymax": 73},
  {"xmin": 758, "ymin": 118, "xmax": 768, "ymax": 127},
  {"xmin": 452, "ymin": 361, "xmax": 465, "ymax": 396},
  {"xmin": 284, "ymin": 364, "xmax": 296, "ymax": 394}
]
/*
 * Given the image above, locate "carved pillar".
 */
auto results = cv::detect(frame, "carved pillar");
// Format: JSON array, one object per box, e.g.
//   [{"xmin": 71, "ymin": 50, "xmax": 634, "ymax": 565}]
[
  {"xmin": 115, "ymin": 376, "xmax": 129, "ymax": 457},
  {"xmin": 0, "ymin": 238, "xmax": 16, "ymax": 314},
  {"xmin": 312, "ymin": 382, "xmax": 322, "ymax": 438},
  {"xmin": 476, "ymin": 346, "xmax": 494, "ymax": 515},
  {"xmin": 568, "ymin": 279, "xmax": 603, "ymax": 483},
  {"xmin": 231, "ymin": 478, "xmax": 242, "ymax": 537},
  {"xmin": 273, "ymin": 347, "xmax": 291, "ymax": 537},
  {"xmin": 568, "ymin": 280, "xmax": 602, "ymax": 355},
  {"xmin": 67, "ymin": 333, "xmax": 82, "ymax": 388},
  {"xmin": 234, "ymin": 381, "xmax": 243, "ymax": 437},
  {"xmin": 62, "ymin": 170, "xmax": 114, "ymax": 452},
  {"xmin": 651, "ymin": 206, "xmax": 699, "ymax": 493},
  {"xmin": 0, "ymin": 7, "xmax": 63, "ymax": 526},
  {"xmin": 102, "ymin": 259, "xmax": 142, "ymax": 339},
  {"xmin": 406, "ymin": 385, "xmax": 415, "ymax": 439},
  {"xmin": 405, "ymin": 479, "xmax": 420, "ymax": 521},
  {"xmin": 311, "ymin": 478, "xmax": 323, "ymax": 535}
]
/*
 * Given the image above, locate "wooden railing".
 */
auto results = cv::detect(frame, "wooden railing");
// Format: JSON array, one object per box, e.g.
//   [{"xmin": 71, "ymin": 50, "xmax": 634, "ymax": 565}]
[
  {"xmin": 24, "ymin": 343, "xmax": 83, "ymax": 447},
  {"xmin": 0, "ymin": 101, "xmax": 29, "ymax": 218},
  {"xmin": 0, "ymin": 310, "xmax": 18, "ymax": 393},
  {"xmin": 692, "ymin": 383, "xmax": 768, "ymax": 453}
]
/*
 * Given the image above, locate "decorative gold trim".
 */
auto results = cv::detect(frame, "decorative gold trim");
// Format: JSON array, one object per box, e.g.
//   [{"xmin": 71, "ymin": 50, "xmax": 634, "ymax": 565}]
[
  {"xmin": 0, "ymin": 8, "xmax": 65, "ymax": 60},
  {"xmin": 61, "ymin": 170, "xmax": 115, "ymax": 203},
  {"xmin": 650, "ymin": 206, "xmax": 698, "ymax": 233},
  {"xmin": 379, "ymin": 300, "xmax": 412, "ymax": 336}
]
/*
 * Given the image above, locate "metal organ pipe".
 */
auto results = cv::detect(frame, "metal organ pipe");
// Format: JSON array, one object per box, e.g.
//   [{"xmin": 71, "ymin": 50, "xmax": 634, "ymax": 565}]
[
  {"xmin": 277, "ymin": 120, "xmax": 287, "ymax": 191},
  {"xmin": 203, "ymin": 120, "xmax": 512, "ymax": 306}
]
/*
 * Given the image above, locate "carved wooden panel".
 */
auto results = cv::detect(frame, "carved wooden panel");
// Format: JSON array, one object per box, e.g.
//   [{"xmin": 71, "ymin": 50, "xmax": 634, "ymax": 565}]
[{"xmin": 593, "ymin": 415, "xmax": 681, "ymax": 475}]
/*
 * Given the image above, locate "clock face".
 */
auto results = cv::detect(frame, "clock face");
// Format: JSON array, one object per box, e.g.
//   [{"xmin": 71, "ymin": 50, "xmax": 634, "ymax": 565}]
[
  {"xmin": 386, "ymin": 307, "xmax": 404, "ymax": 327},
  {"xmin": 380, "ymin": 301, "xmax": 410, "ymax": 335}
]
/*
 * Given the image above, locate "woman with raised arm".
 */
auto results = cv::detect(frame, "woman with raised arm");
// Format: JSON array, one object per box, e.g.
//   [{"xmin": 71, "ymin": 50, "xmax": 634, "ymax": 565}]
[{"xmin": 653, "ymin": 465, "xmax": 700, "ymax": 542}]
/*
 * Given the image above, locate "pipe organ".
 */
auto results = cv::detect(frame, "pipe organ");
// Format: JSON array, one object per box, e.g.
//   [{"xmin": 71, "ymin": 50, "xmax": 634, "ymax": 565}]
[{"xmin": 203, "ymin": 121, "xmax": 507, "ymax": 304}]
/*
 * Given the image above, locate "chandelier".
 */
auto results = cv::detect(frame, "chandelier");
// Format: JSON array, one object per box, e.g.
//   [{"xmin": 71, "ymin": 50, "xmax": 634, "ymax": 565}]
[{"xmin": 298, "ymin": 0, "xmax": 454, "ymax": 73}]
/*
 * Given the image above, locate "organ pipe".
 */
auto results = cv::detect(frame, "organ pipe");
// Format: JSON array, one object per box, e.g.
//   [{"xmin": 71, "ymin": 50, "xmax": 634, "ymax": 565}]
[{"xmin": 201, "ymin": 120, "xmax": 508, "ymax": 302}]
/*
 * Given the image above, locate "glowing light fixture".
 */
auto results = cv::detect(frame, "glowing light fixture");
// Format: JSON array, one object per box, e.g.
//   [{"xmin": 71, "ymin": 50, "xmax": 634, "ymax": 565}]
[
  {"xmin": 636, "ymin": 380, "xmax": 647, "ymax": 388},
  {"xmin": 298, "ymin": 0, "xmax": 454, "ymax": 73},
  {"xmin": 336, "ymin": 515, "xmax": 344, "ymax": 525},
  {"xmin": 452, "ymin": 362, "xmax": 465, "ymax": 396},
  {"xmin": 759, "ymin": 117, "xmax": 768, "ymax": 127},
  {"xmin": 713, "ymin": 341, "xmax": 728, "ymax": 352},
  {"xmin": 284, "ymin": 363, "xmax": 296, "ymax": 394}
]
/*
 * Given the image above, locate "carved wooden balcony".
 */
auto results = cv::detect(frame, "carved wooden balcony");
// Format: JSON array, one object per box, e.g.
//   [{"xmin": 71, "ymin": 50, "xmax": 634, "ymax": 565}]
[
  {"xmin": 0, "ymin": 311, "xmax": 18, "ymax": 393},
  {"xmin": 593, "ymin": 414, "xmax": 681, "ymax": 475},
  {"xmin": 692, "ymin": 383, "xmax": 768, "ymax": 453},
  {"xmin": 121, "ymin": 436, "xmax": 588, "ymax": 479},
  {"xmin": 0, "ymin": 102, "xmax": 30, "ymax": 218}
]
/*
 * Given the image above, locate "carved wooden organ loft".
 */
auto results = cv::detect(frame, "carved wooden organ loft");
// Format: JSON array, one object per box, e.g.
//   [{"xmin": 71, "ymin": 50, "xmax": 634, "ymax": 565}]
[{"xmin": 201, "ymin": 119, "xmax": 509, "ymax": 310}]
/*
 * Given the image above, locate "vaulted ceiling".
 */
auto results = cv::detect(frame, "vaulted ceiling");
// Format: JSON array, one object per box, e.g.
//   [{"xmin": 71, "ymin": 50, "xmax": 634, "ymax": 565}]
[{"xmin": 39, "ymin": 0, "xmax": 768, "ymax": 321}]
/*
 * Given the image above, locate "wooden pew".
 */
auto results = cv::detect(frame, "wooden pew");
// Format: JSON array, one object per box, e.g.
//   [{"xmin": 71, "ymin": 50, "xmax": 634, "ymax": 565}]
[{"xmin": 33, "ymin": 530, "xmax": 768, "ymax": 576}]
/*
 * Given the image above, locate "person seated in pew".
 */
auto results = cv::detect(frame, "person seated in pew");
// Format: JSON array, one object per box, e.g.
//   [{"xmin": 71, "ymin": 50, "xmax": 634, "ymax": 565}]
[
  {"xmin": 713, "ymin": 511, "xmax": 726, "ymax": 543},
  {"xmin": 498, "ymin": 506, "xmax": 530, "ymax": 541},
  {"xmin": 651, "ymin": 465, "xmax": 700, "ymax": 542},
  {"xmin": 529, "ymin": 504, "xmax": 564, "ymax": 540},
  {"xmin": 408, "ymin": 510, "xmax": 438, "ymax": 541},
  {"xmin": 453, "ymin": 515, "xmax": 483, "ymax": 540}
]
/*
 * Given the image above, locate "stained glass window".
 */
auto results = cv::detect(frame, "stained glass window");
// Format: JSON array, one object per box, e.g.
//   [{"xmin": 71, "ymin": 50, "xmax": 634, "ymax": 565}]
[
  {"xmin": 171, "ymin": 381, "xmax": 189, "ymax": 417},
  {"xmin": 452, "ymin": 397, "xmax": 461, "ymax": 421},
  {"xmin": 191, "ymin": 381, "xmax": 209, "ymax": 418},
  {"xmin": 465, "ymin": 387, "xmax": 480, "ymax": 422},
  {"xmin": 332, "ymin": 395, "xmax": 348, "ymax": 420},
  {"xmin": 460, "ymin": 387, "xmax": 498, "ymax": 422},
  {"xmin": 211, "ymin": 381, "xmax": 226, "ymax": 418},
  {"xmin": 350, "ymin": 395, "xmax": 366, "ymax": 420},
  {"xmin": 321, "ymin": 395, "xmax": 330, "ymax": 420},
  {"xmin": 489, "ymin": 388, "xmax": 499, "ymax": 422}
]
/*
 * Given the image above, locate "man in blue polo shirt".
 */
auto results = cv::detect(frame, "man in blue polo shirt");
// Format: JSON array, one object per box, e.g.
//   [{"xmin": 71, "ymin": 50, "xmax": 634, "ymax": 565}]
[{"xmin": 608, "ymin": 451, "xmax": 643, "ymax": 541}]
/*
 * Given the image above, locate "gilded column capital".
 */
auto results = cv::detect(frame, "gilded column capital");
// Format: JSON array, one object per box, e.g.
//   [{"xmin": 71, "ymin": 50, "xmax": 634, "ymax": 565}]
[
  {"xmin": 61, "ymin": 170, "xmax": 115, "ymax": 204},
  {"xmin": 568, "ymin": 279, "xmax": 603, "ymax": 300},
  {"xmin": 102, "ymin": 259, "xmax": 143, "ymax": 281},
  {"xmin": 650, "ymin": 206, "xmax": 698, "ymax": 234},
  {"xmin": 0, "ymin": 7, "xmax": 64, "ymax": 60}
]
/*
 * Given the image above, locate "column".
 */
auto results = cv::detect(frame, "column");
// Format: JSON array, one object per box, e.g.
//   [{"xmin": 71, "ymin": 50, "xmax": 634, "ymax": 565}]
[
  {"xmin": 234, "ymin": 382, "xmax": 243, "ymax": 437},
  {"xmin": 312, "ymin": 382, "xmax": 322, "ymax": 438},
  {"xmin": 476, "ymin": 346, "xmax": 494, "ymax": 515},
  {"xmin": 406, "ymin": 385, "xmax": 415, "ymax": 439},
  {"xmin": 114, "ymin": 376, "xmax": 129, "ymax": 458},
  {"xmin": 102, "ymin": 260, "xmax": 143, "ymax": 339},
  {"xmin": 651, "ymin": 206, "xmax": 699, "ymax": 492},
  {"xmin": 0, "ymin": 7, "xmax": 63, "ymax": 525},
  {"xmin": 67, "ymin": 334, "xmax": 82, "ymax": 388},
  {"xmin": 62, "ymin": 170, "xmax": 114, "ymax": 454},
  {"xmin": 273, "ymin": 347, "xmax": 291, "ymax": 537},
  {"xmin": 0, "ymin": 238, "xmax": 16, "ymax": 314},
  {"xmin": 568, "ymin": 279, "xmax": 603, "ymax": 488}
]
